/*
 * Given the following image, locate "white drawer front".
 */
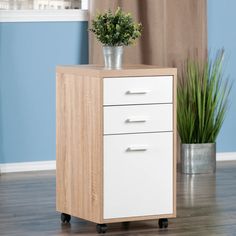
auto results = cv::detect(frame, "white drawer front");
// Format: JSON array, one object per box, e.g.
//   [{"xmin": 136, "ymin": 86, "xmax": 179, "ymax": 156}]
[
  {"xmin": 104, "ymin": 104, "xmax": 173, "ymax": 135},
  {"xmin": 104, "ymin": 132, "xmax": 173, "ymax": 219},
  {"xmin": 103, "ymin": 76, "xmax": 173, "ymax": 105}
]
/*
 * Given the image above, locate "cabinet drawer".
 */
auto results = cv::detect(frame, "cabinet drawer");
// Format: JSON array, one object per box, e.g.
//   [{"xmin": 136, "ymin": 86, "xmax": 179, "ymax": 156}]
[
  {"xmin": 104, "ymin": 132, "xmax": 173, "ymax": 219},
  {"xmin": 104, "ymin": 104, "xmax": 173, "ymax": 135},
  {"xmin": 103, "ymin": 76, "xmax": 173, "ymax": 105}
]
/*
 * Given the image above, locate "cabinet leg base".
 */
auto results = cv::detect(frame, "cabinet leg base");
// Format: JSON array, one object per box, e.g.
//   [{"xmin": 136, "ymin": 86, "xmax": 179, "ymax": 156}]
[
  {"xmin": 61, "ymin": 213, "xmax": 71, "ymax": 224},
  {"xmin": 122, "ymin": 221, "xmax": 130, "ymax": 229},
  {"xmin": 96, "ymin": 224, "xmax": 108, "ymax": 234},
  {"xmin": 158, "ymin": 218, "xmax": 168, "ymax": 228}
]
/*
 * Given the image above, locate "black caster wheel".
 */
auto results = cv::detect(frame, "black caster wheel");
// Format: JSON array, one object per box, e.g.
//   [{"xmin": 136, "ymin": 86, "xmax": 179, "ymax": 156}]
[
  {"xmin": 96, "ymin": 224, "xmax": 108, "ymax": 234},
  {"xmin": 122, "ymin": 221, "xmax": 130, "ymax": 229},
  {"xmin": 61, "ymin": 213, "xmax": 71, "ymax": 223},
  {"xmin": 158, "ymin": 218, "xmax": 168, "ymax": 228}
]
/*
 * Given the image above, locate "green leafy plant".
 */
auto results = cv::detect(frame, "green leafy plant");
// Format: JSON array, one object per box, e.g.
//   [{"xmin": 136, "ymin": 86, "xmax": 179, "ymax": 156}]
[
  {"xmin": 177, "ymin": 50, "xmax": 232, "ymax": 144},
  {"xmin": 89, "ymin": 7, "xmax": 142, "ymax": 46}
]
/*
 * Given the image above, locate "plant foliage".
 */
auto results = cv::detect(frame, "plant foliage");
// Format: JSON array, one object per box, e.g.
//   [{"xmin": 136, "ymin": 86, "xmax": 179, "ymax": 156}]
[
  {"xmin": 90, "ymin": 7, "xmax": 142, "ymax": 46},
  {"xmin": 177, "ymin": 50, "xmax": 232, "ymax": 144}
]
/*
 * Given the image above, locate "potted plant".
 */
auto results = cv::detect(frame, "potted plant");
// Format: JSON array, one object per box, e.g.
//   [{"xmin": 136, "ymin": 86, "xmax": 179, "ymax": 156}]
[
  {"xmin": 177, "ymin": 50, "xmax": 232, "ymax": 174},
  {"xmin": 90, "ymin": 7, "xmax": 142, "ymax": 69}
]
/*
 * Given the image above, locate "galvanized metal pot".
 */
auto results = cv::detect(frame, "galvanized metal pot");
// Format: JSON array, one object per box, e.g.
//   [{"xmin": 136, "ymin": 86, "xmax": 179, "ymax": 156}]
[
  {"xmin": 181, "ymin": 143, "xmax": 216, "ymax": 174},
  {"xmin": 103, "ymin": 46, "xmax": 123, "ymax": 69}
]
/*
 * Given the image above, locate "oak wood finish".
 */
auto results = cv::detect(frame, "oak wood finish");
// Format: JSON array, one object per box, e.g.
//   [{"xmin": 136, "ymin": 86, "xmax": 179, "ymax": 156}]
[
  {"xmin": 56, "ymin": 65, "xmax": 177, "ymax": 224},
  {"xmin": 56, "ymin": 64, "xmax": 177, "ymax": 77},
  {"xmin": 1, "ymin": 161, "xmax": 236, "ymax": 236},
  {"xmin": 172, "ymin": 67, "xmax": 177, "ymax": 218},
  {"xmin": 56, "ymin": 72, "xmax": 103, "ymax": 223}
]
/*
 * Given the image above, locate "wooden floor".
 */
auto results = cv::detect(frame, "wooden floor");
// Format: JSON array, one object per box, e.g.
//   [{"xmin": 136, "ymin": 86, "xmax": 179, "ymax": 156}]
[{"xmin": 1, "ymin": 161, "xmax": 236, "ymax": 236}]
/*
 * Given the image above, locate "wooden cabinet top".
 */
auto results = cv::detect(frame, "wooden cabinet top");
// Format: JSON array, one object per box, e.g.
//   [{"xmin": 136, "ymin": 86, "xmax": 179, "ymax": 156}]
[{"xmin": 56, "ymin": 64, "xmax": 177, "ymax": 78}]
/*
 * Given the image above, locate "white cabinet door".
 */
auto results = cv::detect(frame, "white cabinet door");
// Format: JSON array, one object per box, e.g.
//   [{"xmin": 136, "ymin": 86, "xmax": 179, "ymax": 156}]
[
  {"xmin": 103, "ymin": 132, "xmax": 173, "ymax": 219},
  {"xmin": 104, "ymin": 104, "xmax": 173, "ymax": 135},
  {"xmin": 103, "ymin": 76, "xmax": 173, "ymax": 105}
]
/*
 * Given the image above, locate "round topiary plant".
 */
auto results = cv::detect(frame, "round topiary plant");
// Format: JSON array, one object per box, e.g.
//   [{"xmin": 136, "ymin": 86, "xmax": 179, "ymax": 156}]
[{"xmin": 90, "ymin": 7, "xmax": 142, "ymax": 46}]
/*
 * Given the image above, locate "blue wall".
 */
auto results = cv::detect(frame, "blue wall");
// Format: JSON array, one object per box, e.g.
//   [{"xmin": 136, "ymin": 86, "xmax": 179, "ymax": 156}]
[
  {"xmin": 208, "ymin": 0, "xmax": 236, "ymax": 152},
  {"xmin": 1, "ymin": 1, "xmax": 236, "ymax": 164},
  {"xmin": 0, "ymin": 22, "xmax": 88, "ymax": 163}
]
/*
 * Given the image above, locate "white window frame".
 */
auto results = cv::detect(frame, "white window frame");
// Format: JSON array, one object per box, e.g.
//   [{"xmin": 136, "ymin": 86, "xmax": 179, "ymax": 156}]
[
  {"xmin": 81, "ymin": 0, "xmax": 88, "ymax": 10},
  {"xmin": 0, "ymin": 0, "xmax": 88, "ymax": 22}
]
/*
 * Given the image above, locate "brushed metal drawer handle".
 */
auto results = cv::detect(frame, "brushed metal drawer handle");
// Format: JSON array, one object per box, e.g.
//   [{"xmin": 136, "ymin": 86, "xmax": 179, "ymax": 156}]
[
  {"xmin": 126, "ymin": 118, "xmax": 147, "ymax": 123},
  {"xmin": 126, "ymin": 90, "xmax": 150, "ymax": 95},
  {"xmin": 126, "ymin": 146, "xmax": 148, "ymax": 152}
]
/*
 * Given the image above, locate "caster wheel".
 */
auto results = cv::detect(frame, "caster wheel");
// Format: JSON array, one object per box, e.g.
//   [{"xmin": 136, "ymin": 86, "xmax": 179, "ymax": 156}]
[
  {"xmin": 122, "ymin": 221, "xmax": 130, "ymax": 229},
  {"xmin": 158, "ymin": 218, "xmax": 168, "ymax": 228},
  {"xmin": 61, "ymin": 213, "xmax": 71, "ymax": 223},
  {"xmin": 96, "ymin": 224, "xmax": 108, "ymax": 234}
]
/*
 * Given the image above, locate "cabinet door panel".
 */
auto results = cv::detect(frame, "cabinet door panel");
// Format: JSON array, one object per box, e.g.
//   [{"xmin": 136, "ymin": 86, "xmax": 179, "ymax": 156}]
[{"xmin": 104, "ymin": 132, "xmax": 173, "ymax": 219}]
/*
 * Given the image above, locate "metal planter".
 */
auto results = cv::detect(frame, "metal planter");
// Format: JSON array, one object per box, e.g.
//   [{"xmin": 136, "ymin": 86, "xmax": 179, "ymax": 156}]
[
  {"xmin": 103, "ymin": 46, "xmax": 123, "ymax": 69},
  {"xmin": 181, "ymin": 143, "xmax": 216, "ymax": 174}
]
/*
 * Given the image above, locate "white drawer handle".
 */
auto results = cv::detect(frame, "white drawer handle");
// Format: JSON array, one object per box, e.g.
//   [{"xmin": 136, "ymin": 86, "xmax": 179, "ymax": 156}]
[
  {"xmin": 126, "ymin": 146, "xmax": 148, "ymax": 152},
  {"xmin": 126, "ymin": 118, "xmax": 147, "ymax": 123},
  {"xmin": 126, "ymin": 90, "xmax": 150, "ymax": 95}
]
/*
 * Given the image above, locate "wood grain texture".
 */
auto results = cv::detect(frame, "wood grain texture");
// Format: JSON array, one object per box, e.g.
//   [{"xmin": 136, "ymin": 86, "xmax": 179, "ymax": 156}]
[
  {"xmin": 173, "ymin": 70, "xmax": 177, "ymax": 217},
  {"xmin": 56, "ymin": 65, "xmax": 177, "ymax": 223},
  {"xmin": 56, "ymin": 72, "xmax": 103, "ymax": 223},
  {"xmin": 1, "ymin": 161, "xmax": 236, "ymax": 235},
  {"xmin": 57, "ymin": 64, "xmax": 177, "ymax": 78},
  {"xmin": 103, "ymin": 213, "xmax": 175, "ymax": 224}
]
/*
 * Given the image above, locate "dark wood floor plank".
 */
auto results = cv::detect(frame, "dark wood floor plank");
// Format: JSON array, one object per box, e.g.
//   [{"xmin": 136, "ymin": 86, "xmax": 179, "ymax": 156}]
[{"xmin": 0, "ymin": 161, "xmax": 236, "ymax": 235}]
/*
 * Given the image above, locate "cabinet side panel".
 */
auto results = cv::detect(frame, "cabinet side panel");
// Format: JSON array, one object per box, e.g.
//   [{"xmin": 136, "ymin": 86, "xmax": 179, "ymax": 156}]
[
  {"xmin": 56, "ymin": 72, "xmax": 102, "ymax": 223},
  {"xmin": 173, "ymin": 72, "xmax": 177, "ymax": 217}
]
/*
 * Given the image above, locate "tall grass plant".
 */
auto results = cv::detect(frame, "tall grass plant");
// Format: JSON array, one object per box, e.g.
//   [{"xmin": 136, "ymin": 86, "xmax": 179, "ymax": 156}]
[{"xmin": 177, "ymin": 50, "xmax": 232, "ymax": 143}]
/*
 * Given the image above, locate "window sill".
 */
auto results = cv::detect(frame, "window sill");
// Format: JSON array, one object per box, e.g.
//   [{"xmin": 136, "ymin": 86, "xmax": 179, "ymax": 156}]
[{"xmin": 0, "ymin": 9, "xmax": 88, "ymax": 22}]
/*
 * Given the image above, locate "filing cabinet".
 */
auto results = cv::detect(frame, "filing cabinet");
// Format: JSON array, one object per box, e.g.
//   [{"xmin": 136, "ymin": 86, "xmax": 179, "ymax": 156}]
[{"xmin": 56, "ymin": 65, "xmax": 177, "ymax": 233}]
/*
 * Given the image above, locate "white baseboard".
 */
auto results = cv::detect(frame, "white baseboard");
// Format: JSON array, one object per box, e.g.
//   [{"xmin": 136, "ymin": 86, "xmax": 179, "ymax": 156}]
[
  {"xmin": 0, "ymin": 152, "xmax": 235, "ymax": 173},
  {"xmin": 216, "ymin": 152, "xmax": 236, "ymax": 161},
  {"xmin": 0, "ymin": 160, "xmax": 56, "ymax": 174}
]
